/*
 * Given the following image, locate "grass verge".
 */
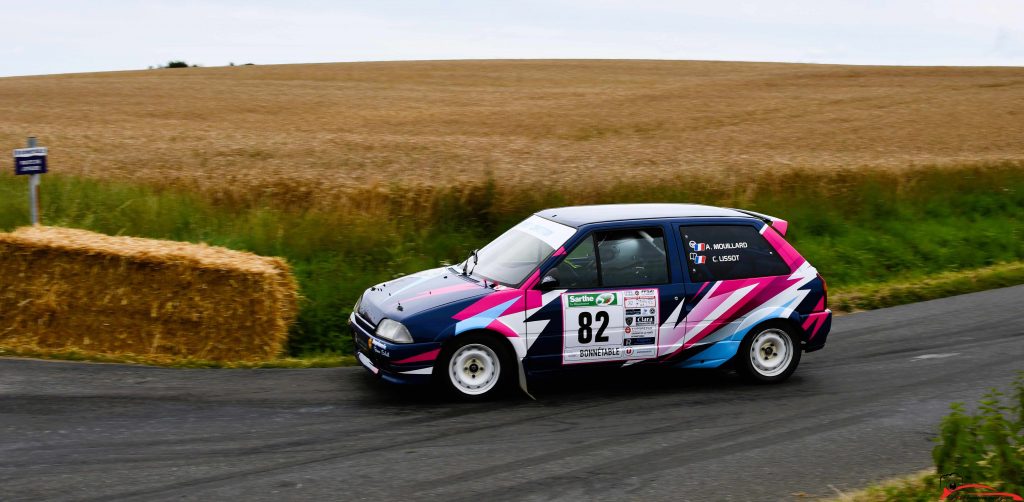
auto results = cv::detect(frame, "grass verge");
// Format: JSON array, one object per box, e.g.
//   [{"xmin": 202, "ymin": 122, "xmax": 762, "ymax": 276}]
[
  {"xmin": 2, "ymin": 162, "xmax": 1023, "ymax": 356},
  {"xmin": 824, "ymin": 471, "xmax": 935, "ymax": 501},
  {"xmin": 2, "ymin": 260, "xmax": 1021, "ymax": 368},
  {"xmin": 831, "ymin": 261, "xmax": 1024, "ymax": 313},
  {"xmin": 0, "ymin": 345, "xmax": 354, "ymax": 368}
]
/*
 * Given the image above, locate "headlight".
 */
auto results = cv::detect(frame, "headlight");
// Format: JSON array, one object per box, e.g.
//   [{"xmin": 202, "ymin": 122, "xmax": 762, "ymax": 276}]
[{"xmin": 375, "ymin": 319, "xmax": 413, "ymax": 344}]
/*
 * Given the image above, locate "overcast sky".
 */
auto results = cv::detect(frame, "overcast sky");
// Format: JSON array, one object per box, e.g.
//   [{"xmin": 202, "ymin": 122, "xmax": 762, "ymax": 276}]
[{"xmin": 2, "ymin": 0, "xmax": 1022, "ymax": 77}]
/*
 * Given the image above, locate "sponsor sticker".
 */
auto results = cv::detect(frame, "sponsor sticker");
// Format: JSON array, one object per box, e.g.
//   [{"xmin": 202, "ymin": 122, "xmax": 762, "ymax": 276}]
[
  {"xmin": 562, "ymin": 289, "xmax": 660, "ymax": 365},
  {"xmin": 625, "ymin": 298, "xmax": 656, "ymax": 308},
  {"xmin": 566, "ymin": 292, "xmax": 618, "ymax": 307},
  {"xmin": 627, "ymin": 325, "xmax": 655, "ymax": 336},
  {"xmin": 514, "ymin": 215, "xmax": 576, "ymax": 249},
  {"xmin": 368, "ymin": 336, "xmax": 390, "ymax": 357}
]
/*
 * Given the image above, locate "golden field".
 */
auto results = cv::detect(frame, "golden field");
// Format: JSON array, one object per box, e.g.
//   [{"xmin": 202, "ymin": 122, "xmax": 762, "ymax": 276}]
[{"xmin": 1, "ymin": 60, "xmax": 1022, "ymax": 206}]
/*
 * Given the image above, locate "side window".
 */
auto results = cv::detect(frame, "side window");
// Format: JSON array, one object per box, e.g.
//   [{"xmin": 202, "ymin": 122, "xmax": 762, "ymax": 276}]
[
  {"xmin": 596, "ymin": 228, "xmax": 668, "ymax": 287},
  {"xmin": 554, "ymin": 235, "xmax": 600, "ymax": 289},
  {"xmin": 550, "ymin": 228, "xmax": 669, "ymax": 289},
  {"xmin": 680, "ymin": 224, "xmax": 790, "ymax": 282}
]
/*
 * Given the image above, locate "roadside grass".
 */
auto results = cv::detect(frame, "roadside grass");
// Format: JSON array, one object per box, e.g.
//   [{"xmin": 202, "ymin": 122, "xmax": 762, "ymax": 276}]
[
  {"xmin": 824, "ymin": 471, "xmax": 935, "ymax": 501},
  {"xmin": 0, "ymin": 346, "xmax": 354, "ymax": 369},
  {"xmin": 2, "ymin": 161, "xmax": 1023, "ymax": 356},
  {"xmin": 3, "ymin": 259, "xmax": 1019, "ymax": 368},
  {"xmin": 830, "ymin": 261, "xmax": 1024, "ymax": 313}
]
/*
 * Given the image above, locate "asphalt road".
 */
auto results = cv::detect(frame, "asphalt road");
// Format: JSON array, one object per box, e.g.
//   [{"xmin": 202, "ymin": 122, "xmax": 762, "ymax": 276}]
[{"xmin": 2, "ymin": 286, "xmax": 1022, "ymax": 501}]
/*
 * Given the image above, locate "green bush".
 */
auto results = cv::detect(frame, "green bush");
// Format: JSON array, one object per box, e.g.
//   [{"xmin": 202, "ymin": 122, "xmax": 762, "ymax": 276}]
[
  {"xmin": 165, "ymin": 61, "xmax": 189, "ymax": 68},
  {"xmin": 933, "ymin": 373, "xmax": 1024, "ymax": 496}
]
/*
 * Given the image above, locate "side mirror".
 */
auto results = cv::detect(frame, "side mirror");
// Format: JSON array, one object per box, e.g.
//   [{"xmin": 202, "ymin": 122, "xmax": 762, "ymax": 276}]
[{"xmin": 539, "ymin": 274, "xmax": 560, "ymax": 290}]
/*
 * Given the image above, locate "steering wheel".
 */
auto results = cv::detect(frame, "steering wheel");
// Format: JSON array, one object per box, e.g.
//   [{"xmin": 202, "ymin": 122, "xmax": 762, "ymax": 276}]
[{"xmin": 561, "ymin": 256, "xmax": 596, "ymax": 287}]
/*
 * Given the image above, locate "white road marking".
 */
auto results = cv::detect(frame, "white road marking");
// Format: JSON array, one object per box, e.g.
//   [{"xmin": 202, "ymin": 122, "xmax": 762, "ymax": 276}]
[{"xmin": 911, "ymin": 353, "xmax": 960, "ymax": 361}]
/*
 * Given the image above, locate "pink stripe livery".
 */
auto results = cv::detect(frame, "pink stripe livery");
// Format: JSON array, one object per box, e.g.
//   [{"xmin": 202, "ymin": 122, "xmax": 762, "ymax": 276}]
[
  {"xmin": 761, "ymin": 225, "xmax": 802, "ymax": 269},
  {"xmin": 394, "ymin": 348, "xmax": 441, "ymax": 365},
  {"xmin": 400, "ymin": 283, "xmax": 480, "ymax": 304},
  {"xmin": 660, "ymin": 263, "xmax": 809, "ymax": 356}
]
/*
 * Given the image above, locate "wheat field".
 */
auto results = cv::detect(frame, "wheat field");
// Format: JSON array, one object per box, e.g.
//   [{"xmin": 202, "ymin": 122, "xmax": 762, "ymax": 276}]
[
  {"xmin": 2, "ymin": 59, "xmax": 1023, "ymax": 355},
  {"xmin": 1, "ymin": 60, "xmax": 1023, "ymax": 206}
]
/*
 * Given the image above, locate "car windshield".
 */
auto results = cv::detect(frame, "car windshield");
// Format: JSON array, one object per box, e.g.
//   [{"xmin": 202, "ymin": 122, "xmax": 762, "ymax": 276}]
[{"xmin": 457, "ymin": 215, "xmax": 575, "ymax": 286}]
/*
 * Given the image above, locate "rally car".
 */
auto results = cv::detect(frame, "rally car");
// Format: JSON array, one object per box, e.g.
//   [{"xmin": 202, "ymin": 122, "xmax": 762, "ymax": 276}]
[{"xmin": 349, "ymin": 204, "xmax": 832, "ymax": 399}]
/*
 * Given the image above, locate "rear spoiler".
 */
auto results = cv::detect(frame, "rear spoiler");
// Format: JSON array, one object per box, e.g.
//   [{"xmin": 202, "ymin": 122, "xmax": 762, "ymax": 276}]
[{"xmin": 729, "ymin": 208, "xmax": 789, "ymax": 236}]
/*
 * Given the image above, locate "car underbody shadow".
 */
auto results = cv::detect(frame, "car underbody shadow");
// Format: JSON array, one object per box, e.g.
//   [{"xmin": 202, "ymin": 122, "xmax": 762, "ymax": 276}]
[{"xmin": 526, "ymin": 365, "xmax": 747, "ymax": 399}]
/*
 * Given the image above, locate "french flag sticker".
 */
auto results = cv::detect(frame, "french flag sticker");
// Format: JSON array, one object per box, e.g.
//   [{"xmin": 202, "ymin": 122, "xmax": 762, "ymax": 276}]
[
  {"xmin": 694, "ymin": 255, "xmax": 707, "ymax": 264},
  {"xmin": 689, "ymin": 241, "xmax": 708, "ymax": 251}
]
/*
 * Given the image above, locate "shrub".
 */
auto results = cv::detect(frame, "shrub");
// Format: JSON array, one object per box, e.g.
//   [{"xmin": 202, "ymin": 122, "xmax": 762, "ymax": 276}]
[
  {"xmin": 166, "ymin": 61, "xmax": 189, "ymax": 68},
  {"xmin": 933, "ymin": 373, "xmax": 1024, "ymax": 496}
]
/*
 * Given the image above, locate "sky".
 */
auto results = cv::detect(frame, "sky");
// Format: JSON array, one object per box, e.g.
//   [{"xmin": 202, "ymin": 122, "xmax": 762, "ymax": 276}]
[{"xmin": 2, "ymin": 0, "xmax": 1023, "ymax": 77}]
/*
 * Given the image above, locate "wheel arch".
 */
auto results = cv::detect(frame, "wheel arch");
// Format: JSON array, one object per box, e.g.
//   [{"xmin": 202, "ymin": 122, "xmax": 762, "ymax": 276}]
[
  {"xmin": 731, "ymin": 309, "xmax": 805, "ymax": 344},
  {"xmin": 436, "ymin": 328, "xmax": 531, "ymax": 398},
  {"xmin": 442, "ymin": 328, "xmax": 518, "ymax": 358}
]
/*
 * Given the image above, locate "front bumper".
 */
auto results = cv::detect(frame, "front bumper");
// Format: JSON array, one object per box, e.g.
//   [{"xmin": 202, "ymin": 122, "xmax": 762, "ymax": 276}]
[{"xmin": 349, "ymin": 313, "xmax": 439, "ymax": 385}]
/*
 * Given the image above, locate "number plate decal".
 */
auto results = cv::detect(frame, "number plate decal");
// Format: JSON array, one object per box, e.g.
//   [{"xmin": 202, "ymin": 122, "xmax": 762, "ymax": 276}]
[{"xmin": 561, "ymin": 289, "xmax": 660, "ymax": 365}]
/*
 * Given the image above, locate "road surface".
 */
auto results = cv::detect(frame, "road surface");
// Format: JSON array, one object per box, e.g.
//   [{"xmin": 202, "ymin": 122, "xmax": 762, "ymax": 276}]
[{"xmin": 2, "ymin": 286, "xmax": 1022, "ymax": 501}]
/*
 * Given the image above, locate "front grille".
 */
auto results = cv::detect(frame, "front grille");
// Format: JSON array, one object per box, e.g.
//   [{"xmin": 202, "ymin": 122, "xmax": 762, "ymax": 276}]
[{"xmin": 351, "ymin": 312, "xmax": 376, "ymax": 337}]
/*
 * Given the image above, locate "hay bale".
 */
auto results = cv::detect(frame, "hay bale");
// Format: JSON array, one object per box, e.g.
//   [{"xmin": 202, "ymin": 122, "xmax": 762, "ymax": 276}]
[{"xmin": 0, "ymin": 226, "xmax": 298, "ymax": 362}]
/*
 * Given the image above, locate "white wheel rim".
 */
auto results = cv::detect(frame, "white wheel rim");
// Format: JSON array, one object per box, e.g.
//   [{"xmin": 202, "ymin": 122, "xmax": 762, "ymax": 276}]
[
  {"xmin": 449, "ymin": 344, "xmax": 500, "ymax": 396},
  {"xmin": 749, "ymin": 329, "xmax": 793, "ymax": 377}
]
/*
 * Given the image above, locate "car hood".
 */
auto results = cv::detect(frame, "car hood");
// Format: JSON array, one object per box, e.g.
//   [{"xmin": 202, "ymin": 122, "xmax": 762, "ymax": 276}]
[{"xmin": 357, "ymin": 267, "xmax": 492, "ymax": 326}]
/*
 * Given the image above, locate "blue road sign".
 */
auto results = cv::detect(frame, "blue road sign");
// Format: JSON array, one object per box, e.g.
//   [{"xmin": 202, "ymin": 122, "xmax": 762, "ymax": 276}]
[{"xmin": 14, "ymin": 147, "xmax": 47, "ymax": 175}]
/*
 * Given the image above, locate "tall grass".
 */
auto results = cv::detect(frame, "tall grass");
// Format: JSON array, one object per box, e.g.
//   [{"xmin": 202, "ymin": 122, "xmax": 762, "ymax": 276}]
[{"xmin": 2, "ymin": 162, "xmax": 1022, "ymax": 355}]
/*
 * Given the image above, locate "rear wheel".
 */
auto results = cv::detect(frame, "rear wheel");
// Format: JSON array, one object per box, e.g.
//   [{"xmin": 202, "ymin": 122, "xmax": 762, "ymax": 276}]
[
  {"xmin": 737, "ymin": 322, "xmax": 801, "ymax": 383},
  {"xmin": 437, "ymin": 334, "xmax": 513, "ymax": 400}
]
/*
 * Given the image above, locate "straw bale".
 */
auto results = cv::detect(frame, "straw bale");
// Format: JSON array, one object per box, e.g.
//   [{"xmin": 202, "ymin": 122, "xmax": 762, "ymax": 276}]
[{"xmin": 0, "ymin": 226, "xmax": 298, "ymax": 362}]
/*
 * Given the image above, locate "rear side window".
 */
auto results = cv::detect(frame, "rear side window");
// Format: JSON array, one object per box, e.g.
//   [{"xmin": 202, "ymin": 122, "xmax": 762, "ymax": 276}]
[{"xmin": 680, "ymin": 224, "xmax": 790, "ymax": 282}]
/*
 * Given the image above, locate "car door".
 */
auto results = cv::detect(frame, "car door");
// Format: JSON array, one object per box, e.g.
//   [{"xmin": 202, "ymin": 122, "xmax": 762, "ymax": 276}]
[
  {"xmin": 524, "ymin": 224, "xmax": 685, "ymax": 372},
  {"xmin": 656, "ymin": 221, "xmax": 793, "ymax": 364}
]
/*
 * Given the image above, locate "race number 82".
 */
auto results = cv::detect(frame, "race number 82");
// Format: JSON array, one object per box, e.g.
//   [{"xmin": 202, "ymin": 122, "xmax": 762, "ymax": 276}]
[{"xmin": 578, "ymin": 311, "xmax": 609, "ymax": 343}]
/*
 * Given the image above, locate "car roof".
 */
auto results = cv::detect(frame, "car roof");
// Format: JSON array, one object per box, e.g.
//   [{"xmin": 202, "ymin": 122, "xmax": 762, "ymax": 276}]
[{"xmin": 535, "ymin": 203, "xmax": 754, "ymax": 228}]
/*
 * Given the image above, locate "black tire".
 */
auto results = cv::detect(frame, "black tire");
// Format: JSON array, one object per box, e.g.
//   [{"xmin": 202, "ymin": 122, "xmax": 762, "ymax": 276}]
[
  {"xmin": 736, "ymin": 321, "xmax": 801, "ymax": 383},
  {"xmin": 435, "ymin": 333, "xmax": 515, "ymax": 400}
]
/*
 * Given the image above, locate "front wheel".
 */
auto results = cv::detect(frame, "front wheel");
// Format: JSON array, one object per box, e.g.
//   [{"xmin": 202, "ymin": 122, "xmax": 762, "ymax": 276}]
[
  {"xmin": 737, "ymin": 322, "xmax": 801, "ymax": 383},
  {"xmin": 437, "ymin": 335, "xmax": 513, "ymax": 400}
]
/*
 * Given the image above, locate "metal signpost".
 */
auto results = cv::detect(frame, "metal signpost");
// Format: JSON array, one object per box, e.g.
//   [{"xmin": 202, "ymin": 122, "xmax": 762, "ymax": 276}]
[{"xmin": 13, "ymin": 137, "xmax": 47, "ymax": 225}]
